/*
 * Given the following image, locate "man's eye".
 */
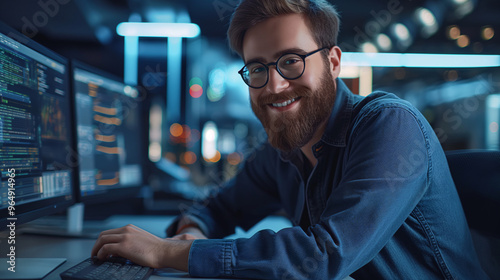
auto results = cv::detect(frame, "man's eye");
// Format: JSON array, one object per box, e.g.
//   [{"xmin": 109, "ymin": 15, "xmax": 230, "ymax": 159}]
[
  {"xmin": 284, "ymin": 58, "xmax": 300, "ymax": 65},
  {"xmin": 251, "ymin": 66, "xmax": 265, "ymax": 74}
]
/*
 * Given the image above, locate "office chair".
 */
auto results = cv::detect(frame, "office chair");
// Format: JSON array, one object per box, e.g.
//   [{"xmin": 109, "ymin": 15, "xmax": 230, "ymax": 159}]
[{"xmin": 445, "ymin": 149, "xmax": 500, "ymax": 279}]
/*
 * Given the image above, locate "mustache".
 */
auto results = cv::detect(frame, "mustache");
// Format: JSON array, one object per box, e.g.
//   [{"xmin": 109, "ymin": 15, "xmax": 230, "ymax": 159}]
[{"xmin": 256, "ymin": 86, "xmax": 312, "ymax": 106}]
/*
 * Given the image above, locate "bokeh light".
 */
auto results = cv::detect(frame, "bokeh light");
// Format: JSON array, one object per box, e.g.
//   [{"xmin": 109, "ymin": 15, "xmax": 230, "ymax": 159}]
[
  {"xmin": 456, "ymin": 35, "xmax": 470, "ymax": 48},
  {"xmin": 448, "ymin": 25, "xmax": 461, "ymax": 40},
  {"xmin": 170, "ymin": 123, "xmax": 183, "ymax": 137},
  {"xmin": 204, "ymin": 150, "xmax": 221, "ymax": 163},
  {"xmin": 490, "ymin": 122, "xmax": 499, "ymax": 133},
  {"xmin": 481, "ymin": 26, "xmax": 494, "ymax": 40},
  {"xmin": 189, "ymin": 84, "xmax": 203, "ymax": 98},
  {"xmin": 182, "ymin": 151, "xmax": 197, "ymax": 165},
  {"xmin": 227, "ymin": 152, "xmax": 242, "ymax": 165}
]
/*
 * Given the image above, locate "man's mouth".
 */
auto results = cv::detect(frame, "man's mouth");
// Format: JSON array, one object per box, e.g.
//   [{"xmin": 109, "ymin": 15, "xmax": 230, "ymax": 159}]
[{"xmin": 268, "ymin": 97, "xmax": 302, "ymax": 109}]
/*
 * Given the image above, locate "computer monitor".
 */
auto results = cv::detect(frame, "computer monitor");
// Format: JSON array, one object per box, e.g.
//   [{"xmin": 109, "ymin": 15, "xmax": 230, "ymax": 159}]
[
  {"xmin": 0, "ymin": 21, "xmax": 74, "ymax": 278},
  {"xmin": 71, "ymin": 60, "xmax": 144, "ymax": 205},
  {"xmin": 8, "ymin": 55, "xmax": 145, "ymax": 239},
  {"xmin": 0, "ymin": 21, "xmax": 75, "ymax": 230}
]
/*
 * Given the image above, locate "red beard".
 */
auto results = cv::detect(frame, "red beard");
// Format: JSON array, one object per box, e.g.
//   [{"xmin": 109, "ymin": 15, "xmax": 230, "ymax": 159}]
[{"xmin": 251, "ymin": 70, "xmax": 337, "ymax": 152}]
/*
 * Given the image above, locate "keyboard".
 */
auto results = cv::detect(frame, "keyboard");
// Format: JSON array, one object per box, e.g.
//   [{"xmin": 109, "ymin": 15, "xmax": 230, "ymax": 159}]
[{"xmin": 60, "ymin": 256, "xmax": 154, "ymax": 280}]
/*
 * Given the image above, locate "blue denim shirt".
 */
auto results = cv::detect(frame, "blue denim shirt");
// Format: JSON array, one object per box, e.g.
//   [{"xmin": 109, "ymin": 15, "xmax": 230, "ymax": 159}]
[{"xmin": 167, "ymin": 79, "xmax": 488, "ymax": 280}]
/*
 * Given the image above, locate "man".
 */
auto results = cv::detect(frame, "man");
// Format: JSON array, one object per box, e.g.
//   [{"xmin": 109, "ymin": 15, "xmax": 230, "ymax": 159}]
[{"xmin": 92, "ymin": 0, "xmax": 488, "ymax": 279}]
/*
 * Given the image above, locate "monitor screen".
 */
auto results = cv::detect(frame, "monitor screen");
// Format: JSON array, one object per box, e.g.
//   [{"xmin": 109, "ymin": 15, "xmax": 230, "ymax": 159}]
[
  {"xmin": 0, "ymin": 22, "xmax": 74, "ymax": 230},
  {"xmin": 71, "ymin": 61, "xmax": 143, "ymax": 204}
]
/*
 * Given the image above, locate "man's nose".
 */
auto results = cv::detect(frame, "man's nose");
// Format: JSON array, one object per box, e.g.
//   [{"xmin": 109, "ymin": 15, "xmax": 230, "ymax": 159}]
[{"xmin": 266, "ymin": 67, "xmax": 289, "ymax": 94}]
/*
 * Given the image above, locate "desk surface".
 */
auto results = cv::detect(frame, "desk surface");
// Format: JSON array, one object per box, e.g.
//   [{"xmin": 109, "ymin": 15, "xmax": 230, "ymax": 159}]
[{"xmin": 0, "ymin": 215, "xmax": 292, "ymax": 280}]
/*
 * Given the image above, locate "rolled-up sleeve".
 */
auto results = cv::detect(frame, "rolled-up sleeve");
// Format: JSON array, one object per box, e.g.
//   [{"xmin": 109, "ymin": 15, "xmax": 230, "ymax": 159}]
[{"xmin": 189, "ymin": 239, "xmax": 234, "ymax": 277}]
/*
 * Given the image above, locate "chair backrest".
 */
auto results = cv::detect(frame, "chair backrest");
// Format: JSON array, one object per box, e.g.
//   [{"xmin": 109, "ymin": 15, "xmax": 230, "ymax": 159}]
[
  {"xmin": 445, "ymin": 149, "xmax": 500, "ymax": 279},
  {"xmin": 445, "ymin": 150, "xmax": 500, "ymax": 236}
]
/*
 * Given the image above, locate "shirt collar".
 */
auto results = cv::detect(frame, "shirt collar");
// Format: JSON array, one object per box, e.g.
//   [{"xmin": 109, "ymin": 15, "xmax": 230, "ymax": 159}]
[{"xmin": 278, "ymin": 78, "xmax": 358, "ymax": 162}]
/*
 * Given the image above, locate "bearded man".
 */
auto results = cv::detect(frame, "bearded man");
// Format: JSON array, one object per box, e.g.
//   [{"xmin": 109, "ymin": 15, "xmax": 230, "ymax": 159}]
[{"xmin": 92, "ymin": 1, "xmax": 488, "ymax": 279}]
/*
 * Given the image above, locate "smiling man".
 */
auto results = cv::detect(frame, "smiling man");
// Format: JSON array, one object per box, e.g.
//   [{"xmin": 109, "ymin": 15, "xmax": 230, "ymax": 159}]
[
  {"xmin": 242, "ymin": 12, "xmax": 339, "ymax": 156},
  {"xmin": 92, "ymin": 0, "xmax": 488, "ymax": 279}
]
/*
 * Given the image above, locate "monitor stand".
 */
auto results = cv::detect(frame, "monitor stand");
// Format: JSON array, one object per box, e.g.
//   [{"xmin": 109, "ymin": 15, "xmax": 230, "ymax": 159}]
[
  {"xmin": 19, "ymin": 203, "xmax": 105, "ymax": 239},
  {"xmin": 67, "ymin": 202, "xmax": 84, "ymax": 234},
  {"xmin": 0, "ymin": 258, "xmax": 65, "ymax": 279}
]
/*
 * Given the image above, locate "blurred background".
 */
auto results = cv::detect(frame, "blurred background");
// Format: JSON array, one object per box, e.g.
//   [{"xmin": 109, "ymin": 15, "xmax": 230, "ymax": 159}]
[{"xmin": 1, "ymin": 0, "xmax": 498, "ymax": 214}]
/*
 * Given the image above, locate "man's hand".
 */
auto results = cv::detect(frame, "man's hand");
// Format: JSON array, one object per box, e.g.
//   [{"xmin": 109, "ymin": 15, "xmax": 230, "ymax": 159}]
[{"xmin": 91, "ymin": 224, "xmax": 193, "ymax": 271}]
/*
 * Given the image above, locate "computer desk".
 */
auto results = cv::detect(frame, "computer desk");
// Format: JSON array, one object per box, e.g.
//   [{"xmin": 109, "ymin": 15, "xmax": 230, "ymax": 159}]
[{"xmin": 0, "ymin": 215, "xmax": 295, "ymax": 280}]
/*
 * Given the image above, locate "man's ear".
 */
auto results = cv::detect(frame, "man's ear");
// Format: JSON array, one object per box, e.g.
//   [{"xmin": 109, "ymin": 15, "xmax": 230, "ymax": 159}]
[{"xmin": 328, "ymin": 46, "xmax": 342, "ymax": 79}]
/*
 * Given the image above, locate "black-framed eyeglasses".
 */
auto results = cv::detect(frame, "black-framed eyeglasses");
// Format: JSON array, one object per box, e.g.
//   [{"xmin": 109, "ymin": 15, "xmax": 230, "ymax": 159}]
[{"xmin": 238, "ymin": 47, "xmax": 330, "ymax": 89}]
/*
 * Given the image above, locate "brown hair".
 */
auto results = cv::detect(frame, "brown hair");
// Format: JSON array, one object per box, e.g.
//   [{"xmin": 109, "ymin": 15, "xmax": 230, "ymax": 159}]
[{"xmin": 227, "ymin": 0, "xmax": 341, "ymax": 58}]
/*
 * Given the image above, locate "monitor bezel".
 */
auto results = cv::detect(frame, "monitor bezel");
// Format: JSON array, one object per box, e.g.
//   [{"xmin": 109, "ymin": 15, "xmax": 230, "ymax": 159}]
[
  {"xmin": 0, "ymin": 21, "xmax": 76, "ymax": 230},
  {"xmin": 70, "ymin": 59, "xmax": 145, "ymax": 205}
]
